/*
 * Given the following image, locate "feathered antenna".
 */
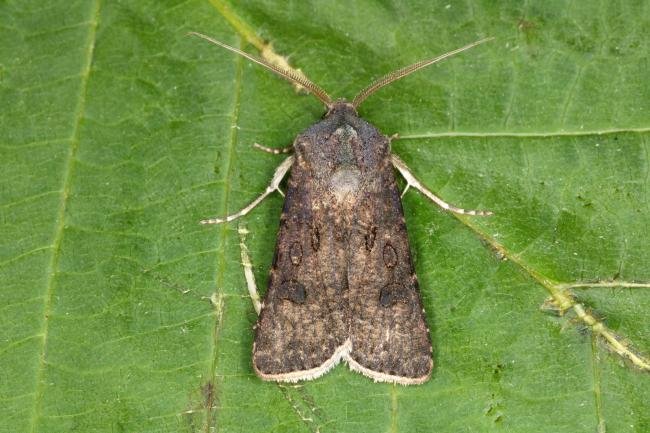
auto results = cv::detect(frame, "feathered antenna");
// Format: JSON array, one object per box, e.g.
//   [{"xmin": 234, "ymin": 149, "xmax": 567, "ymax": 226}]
[
  {"xmin": 189, "ymin": 32, "xmax": 334, "ymax": 108},
  {"xmin": 352, "ymin": 37, "xmax": 494, "ymax": 108}
]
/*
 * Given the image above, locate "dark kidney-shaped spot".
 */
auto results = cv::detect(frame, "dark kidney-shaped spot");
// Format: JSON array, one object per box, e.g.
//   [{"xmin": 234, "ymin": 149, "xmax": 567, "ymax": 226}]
[
  {"xmin": 365, "ymin": 226, "xmax": 377, "ymax": 251},
  {"xmin": 278, "ymin": 279, "xmax": 307, "ymax": 304},
  {"xmin": 379, "ymin": 282, "xmax": 407, "ymax": 307}
]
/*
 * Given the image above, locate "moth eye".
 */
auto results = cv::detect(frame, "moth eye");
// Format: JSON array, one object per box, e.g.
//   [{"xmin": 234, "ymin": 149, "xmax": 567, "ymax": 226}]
[
  {"xmin": 289, "ymin": 242, "xmax": 302, "ymax": 266},
  {"xmin": 383, "ymin": 243, "xmax": 398, "ymax": 268}
]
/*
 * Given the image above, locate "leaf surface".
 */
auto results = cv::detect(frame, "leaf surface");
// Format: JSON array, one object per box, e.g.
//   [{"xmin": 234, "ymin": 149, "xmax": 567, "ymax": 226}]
[{"xmin": 1, "ymin": 1, "xmax": 649, "ymax": 432}]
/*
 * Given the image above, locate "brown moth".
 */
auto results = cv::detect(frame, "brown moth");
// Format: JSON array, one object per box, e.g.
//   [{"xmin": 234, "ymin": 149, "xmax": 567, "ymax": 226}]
[{"xmin": 193, "ymin": 32, "xmax": 492, "ymax": 385}]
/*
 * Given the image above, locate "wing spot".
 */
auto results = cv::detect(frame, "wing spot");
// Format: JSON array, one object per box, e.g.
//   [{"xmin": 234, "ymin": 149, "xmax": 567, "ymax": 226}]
[
  {"xmin": 289, "ymin": 242, "xmax": 302, "ymax": 266},
  {"xmin": 379, "ymin": 282, "xmax": 407, "ymax": 307},
  {"xmin": 383, "ymin": 243, "xmax": 398, "ymax": 268},
  {"xmin": 278, "ymin": 279, "xmax": 307, "ymax": 304}
]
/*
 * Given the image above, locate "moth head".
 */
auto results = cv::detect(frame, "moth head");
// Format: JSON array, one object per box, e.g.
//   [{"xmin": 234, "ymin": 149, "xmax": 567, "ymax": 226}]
[
  {"xmin": 324, "ymin": 100, "xmax": 357, "ymax": 118},
  {"xmin": 189, "ymin": 32, "xmax": 493, "ymax": 112}
]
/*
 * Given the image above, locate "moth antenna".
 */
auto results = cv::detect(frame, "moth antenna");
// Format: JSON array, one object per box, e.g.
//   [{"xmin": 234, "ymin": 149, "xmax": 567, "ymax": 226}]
[
  {"xmin": 352, "ymin": 37, "xmax": 494, "ymax": 109},
  {"xmin": 189, "ymin": 32, "xmax": 334, "ymax": 108}
]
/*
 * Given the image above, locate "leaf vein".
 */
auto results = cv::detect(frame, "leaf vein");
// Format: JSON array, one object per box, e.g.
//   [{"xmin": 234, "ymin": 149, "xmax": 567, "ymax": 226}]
[
  {"xmin": 28, "ymin": 1, "xmax": 102, "ymax": 432},
  {"xmin": 398, "ymin": 127, "xmax": 650, "ymax": 140},
  {"xmin": 201, "ymin": 33, "xmax": 246, "ymax": 433}
]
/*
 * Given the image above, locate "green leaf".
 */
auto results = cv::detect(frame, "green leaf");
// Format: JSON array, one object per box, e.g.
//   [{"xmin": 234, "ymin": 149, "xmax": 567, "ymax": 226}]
[{"xmin": 2, "ymin": 1, "xmax": 649, "ymax": 432}]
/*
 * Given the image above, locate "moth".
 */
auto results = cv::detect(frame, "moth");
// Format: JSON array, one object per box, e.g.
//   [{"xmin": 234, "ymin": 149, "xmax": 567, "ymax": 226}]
[{"xmin": 193, "ymin": 32, "xmax": 492, "ymax": 385}]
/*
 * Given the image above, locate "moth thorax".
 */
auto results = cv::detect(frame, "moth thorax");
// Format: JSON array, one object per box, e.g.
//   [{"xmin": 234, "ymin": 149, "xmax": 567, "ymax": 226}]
[
  {"xmin": 329, "ymin": 166, "xmax": 361, "ymax": 203},
  {"xmin": 333, "ymin": 125, "xmax": 357, "ymax": 165},
  {"xmin": 326, "ymin": 125, "xmax": 362, "ymax": 203}
]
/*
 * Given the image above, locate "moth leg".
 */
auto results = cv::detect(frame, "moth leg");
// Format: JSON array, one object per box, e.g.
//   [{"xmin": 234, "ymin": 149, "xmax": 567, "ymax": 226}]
[
  {"xmin": 238, "ymin": 223, "xmax": 262, "ymax": 314},
  {"xmin": 253, "ymin": 142, "xmax": 294, "ymax": 154},
  {"xmin": 201, "ymin": 155, "xmax": 294, "ymax": 224},
  {"xmin": 391, "ymin": 154, "xmax": 493, "ymax": 216}
]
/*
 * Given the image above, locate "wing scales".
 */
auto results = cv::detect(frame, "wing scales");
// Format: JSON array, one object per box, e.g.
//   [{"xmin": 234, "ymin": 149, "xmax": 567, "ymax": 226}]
[{"xmin": 253, "ymin": 158, "xmax": 350, "ymax": 381}]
